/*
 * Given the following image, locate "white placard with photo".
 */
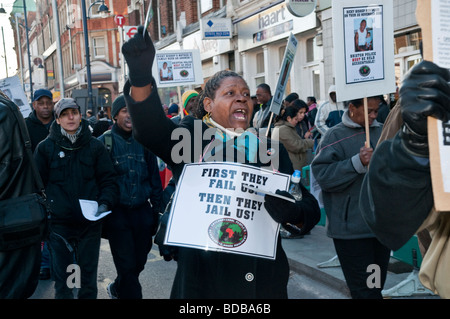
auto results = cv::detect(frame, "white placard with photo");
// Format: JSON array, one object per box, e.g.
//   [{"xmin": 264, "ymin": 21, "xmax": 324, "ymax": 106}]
[
  {"xmin": 332, "ymin": 0, "xmax": 395, "ymax": 102},
  {"xmin": 152, "ymin": 50, "xmax": 203, "ymax": 88}
]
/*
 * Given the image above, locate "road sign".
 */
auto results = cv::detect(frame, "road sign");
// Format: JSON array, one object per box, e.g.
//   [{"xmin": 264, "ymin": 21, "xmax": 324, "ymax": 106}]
[
  {"xmin": 123, "ymin": 26, "xmax": 138, "ymax": 41},
  {"xmin": 114, "ymin": 15, "xmax": 125, "ymax": 27}
]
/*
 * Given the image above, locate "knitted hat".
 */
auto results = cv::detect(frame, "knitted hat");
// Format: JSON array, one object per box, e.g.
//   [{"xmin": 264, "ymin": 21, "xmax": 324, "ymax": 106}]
[
  {"xmin": 111, "ymin": 95, "xmax": 126, "ymax": 119},
  {"xmin": 168, "ymin": 103, "xmax": 179, "ymax": 115},
  {"xmin": 54, "ymin": 98, "xmax": 79, "ymax": 118},
  {"xmin": 181, "ymin": 90, "xmax": 199, "ymax": 109}
]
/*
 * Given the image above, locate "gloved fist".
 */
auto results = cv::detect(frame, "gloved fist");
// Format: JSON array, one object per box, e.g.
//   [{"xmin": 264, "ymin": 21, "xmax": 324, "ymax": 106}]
[
  {"xmin": 95, "ymin": 203, "xmax": 109, "ymax": 216},
  {"xmin": 121, "ymin": 25, "xmax": 156, "ymax": 87},
  {"xmin": 399, "ymin": 60, "xmax": 450, "ymax": 156},
  {"xmin": 264, "ymin": 190, "xmax": 304, "ymax": 224}
]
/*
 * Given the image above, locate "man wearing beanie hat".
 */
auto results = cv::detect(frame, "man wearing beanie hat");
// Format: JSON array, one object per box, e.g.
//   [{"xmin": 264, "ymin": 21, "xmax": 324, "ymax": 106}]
[
  {"xmin": 181, "ymin": 89, "xmax": 199, "ymax": 116},
  {"xmin": 171, "ymin": 90, "xmax": 199, "ymax": 125},
  {"xmin": 99, "ymin": 95, "xmax": 163, "ymax": 299}
]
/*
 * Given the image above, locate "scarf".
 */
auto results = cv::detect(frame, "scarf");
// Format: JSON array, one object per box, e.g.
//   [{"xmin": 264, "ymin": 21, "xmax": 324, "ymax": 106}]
[
  {"xmin": 61, "ymin": 125, "xmax": 82, "ymax": 144},
  {"xmin": 202, "ymin": 113, "xmax": 258, "ymax": 163}
]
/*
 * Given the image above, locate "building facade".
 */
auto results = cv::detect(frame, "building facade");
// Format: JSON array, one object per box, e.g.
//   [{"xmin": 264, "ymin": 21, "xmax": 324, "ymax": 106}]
[{"xmin": 11, "ymin": 0, "xmax": 422, "ymax": 112}]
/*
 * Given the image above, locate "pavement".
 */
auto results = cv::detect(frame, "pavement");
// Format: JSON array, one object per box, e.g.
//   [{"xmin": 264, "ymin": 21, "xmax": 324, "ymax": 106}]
[{"xmin": 281, "ymin": 224, "xmax": 440, "ymax": 299}]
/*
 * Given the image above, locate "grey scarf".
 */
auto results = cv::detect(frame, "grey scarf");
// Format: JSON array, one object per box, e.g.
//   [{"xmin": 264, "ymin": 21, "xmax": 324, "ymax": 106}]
[{"xmin": 61, "ymin": 125, "xmax": 82, "ymax": 144}]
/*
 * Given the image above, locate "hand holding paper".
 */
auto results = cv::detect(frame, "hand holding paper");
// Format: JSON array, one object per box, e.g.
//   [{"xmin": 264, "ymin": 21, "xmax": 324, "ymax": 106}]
[
  {"xmin": 264, "ymin": 190, "xmax": 302, "ymax": 224},
  {"xmin": 79, "ymin": 200, "xmax": 112, "ymax": 221}
]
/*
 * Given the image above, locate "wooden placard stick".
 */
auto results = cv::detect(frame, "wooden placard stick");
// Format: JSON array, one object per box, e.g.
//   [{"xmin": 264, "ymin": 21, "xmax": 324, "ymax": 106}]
[{"xmin": 364, "ymin": 97, "xmax": 370, "ymax": 148}]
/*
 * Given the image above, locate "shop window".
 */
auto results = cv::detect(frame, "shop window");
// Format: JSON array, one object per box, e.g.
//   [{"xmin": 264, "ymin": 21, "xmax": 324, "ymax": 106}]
[
  {"xmin": 394, "ymin": 30, "xmax": 422, "ymax": 54},
  {"xmin": 256, "ymin": 52, "xmax": 264, "ymax": 74},
  {"xmin": 98, "ymin": 88, "xmax": 112, "ymax": 109},
  {"xmin": 254, "ymin": 52, "xmax": 265, "ymax": 86}
]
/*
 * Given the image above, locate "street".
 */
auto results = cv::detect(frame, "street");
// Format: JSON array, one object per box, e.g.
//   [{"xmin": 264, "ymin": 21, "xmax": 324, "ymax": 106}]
[{"xmin": 30, "ymin": 239, "xmax": 349, "ymax": 299}]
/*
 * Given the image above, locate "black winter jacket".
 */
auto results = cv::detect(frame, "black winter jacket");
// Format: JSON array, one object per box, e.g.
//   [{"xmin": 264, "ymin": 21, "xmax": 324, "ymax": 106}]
[
  {"xmin": 34, "ymin": 119, "xmax": 118, "ymax": 226},
  {"xmin": 25, "ymin": 110, "xmax": 54, "ymax": 152},
  {"xmin": 0, "ymin": 94, "xmax": 42, "ymax": 299},
  {"xmin": 124, "ymin": 80, "xmax": 319, "ymax": 299}
]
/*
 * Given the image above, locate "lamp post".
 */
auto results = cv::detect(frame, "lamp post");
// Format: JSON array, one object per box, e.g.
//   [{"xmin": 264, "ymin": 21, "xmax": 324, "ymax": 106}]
[
  {"xmin": 0, "ymin": 6, "xmax": 7, "ymax": 78},
  {"xmin": 80, "ymin": 0, "xmax": 109, "ymax": 111},
  {"xmin": 1, "ymin": 26, "xmax": 7, "ymax": 77},
  {"xmin": 22, "ymin": 0, "xmax": 33, "ymax": 101}
]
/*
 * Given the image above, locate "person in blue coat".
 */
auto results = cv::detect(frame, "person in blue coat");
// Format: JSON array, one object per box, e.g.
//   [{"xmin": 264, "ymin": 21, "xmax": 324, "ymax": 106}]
[{"xmin": 99, "ymin": 95, "xmax": 163, "ymax": 299}]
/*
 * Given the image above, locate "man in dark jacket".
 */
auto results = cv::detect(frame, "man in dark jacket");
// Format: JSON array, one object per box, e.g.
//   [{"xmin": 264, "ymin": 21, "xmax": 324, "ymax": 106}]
[
  {"xmin": 25, "ymin": 88, "xmax": 55, "ymax": 280},
  {"xmin": 252, "ymin": 83, "xmax": 273, "ymax": 133},
  {"xmin": 34, "ymin": 98, "xmax": 118, "ymax": 298},
  {"xmin": 99, "ymin": 95, "xmax": 163, "ymax": 299},
  {"xmin": 359, "ymin": 61, "xmax": 450, "ymax": 298},
  {"xmin": 0, "ymin": 91, "xmax": 42, "ymax": 298},
  {"xmin": 25, "ymin": 88, "xmax": 54, "ymax": 152}
]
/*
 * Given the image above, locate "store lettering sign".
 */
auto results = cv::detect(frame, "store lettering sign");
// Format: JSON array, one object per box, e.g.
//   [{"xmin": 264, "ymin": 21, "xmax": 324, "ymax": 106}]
[{"xmin": 258, "ymin": 6, "xmax": 288, "ymax": 29}]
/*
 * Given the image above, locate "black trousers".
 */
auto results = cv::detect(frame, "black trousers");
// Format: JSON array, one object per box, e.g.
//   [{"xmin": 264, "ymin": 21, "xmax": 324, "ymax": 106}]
[
  {"xmin": 105, "ymin": 202, "xmax": 157, "ymax": 299},
  {"xmin": 333, "ymin": 237, "xmax": 391, "ymax": 299}
]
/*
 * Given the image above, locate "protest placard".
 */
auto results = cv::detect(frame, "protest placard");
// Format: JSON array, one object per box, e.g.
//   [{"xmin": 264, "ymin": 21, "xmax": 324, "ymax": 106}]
[
  {"xmin": 332, "ymin": 0, "xmax": 395, "ymax": 102},
  {"xmin": 420, "ymin": 0, "xmax": 450, "ymax": 212},
  {"xmin": 164, "ymin": 162, "xmax": 291, "ymax": 260},
  {"xmin": 333, "ymin": 0, "xmax": 395, "ymax": 147},
  {"xmin": 269, "ymin": 33, "xmax": 298, "ymax": 116},
  {"xmin": 152, "ymin": 50, "xmax": 203, "ymax": 88},
  {"xmin": 265, "ymin": 33, "xmax": 298, "ymax": 137},
  {"xmin": 0, "ymin": 75, "xmax": 32, "ymax": 118}
]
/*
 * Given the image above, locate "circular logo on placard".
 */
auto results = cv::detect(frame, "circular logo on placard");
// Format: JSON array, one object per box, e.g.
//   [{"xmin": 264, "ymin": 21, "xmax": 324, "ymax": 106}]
[
  {"xmin": 180, "ymin": 70, "xmax": 189, "ymax": 77},
  {"xmin": 359, "ymin": 65, "xmax": 371, "ymax": 77},
  {"xmin": 208, "ymin": 218, "xmax": 248, "ymax": 248}
]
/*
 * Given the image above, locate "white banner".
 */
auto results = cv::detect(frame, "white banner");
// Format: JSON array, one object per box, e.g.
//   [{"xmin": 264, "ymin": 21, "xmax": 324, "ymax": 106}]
[{"xmin": 164, "ymin": 162, "xmax": 291, "ymax": 260}]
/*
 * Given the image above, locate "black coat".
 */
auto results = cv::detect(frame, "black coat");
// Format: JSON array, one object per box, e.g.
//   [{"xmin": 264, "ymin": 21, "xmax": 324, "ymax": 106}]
[
  {"xmin": 0, "ymin": 94, "xmax": 42, "ymax": 299},
  {"xmin": 124, "ymin": 80, "xmax": 319, "ymax": 299},
  {"xmin": 34, "ymin": 119, "xmax": 118, "ymax": 227},
  {"xmin": 25, "ymin": 110, "xmax": 54, "ymax": 152}
]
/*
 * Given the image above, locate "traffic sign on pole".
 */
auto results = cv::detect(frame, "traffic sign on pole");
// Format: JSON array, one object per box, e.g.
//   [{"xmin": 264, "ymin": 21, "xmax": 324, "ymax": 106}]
[
  {"xmin": 114, "ymin": 15, "xmax": 125, "ymax": 27},
  {"xmin": 123, "ymin": 26, "xmax": 138, "ymax": 41}
]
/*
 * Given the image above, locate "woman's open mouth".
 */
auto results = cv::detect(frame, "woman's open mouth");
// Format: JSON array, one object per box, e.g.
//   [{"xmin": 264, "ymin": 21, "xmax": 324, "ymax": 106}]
[{"xmin": 233, "ymin": 109, "xmax": 247, "ymax": 121}]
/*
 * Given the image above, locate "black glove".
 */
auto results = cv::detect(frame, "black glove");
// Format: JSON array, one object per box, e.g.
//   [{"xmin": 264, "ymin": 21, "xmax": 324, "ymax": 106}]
[
  {"xmin": 121, "ymin": 25, "xmax": 156, "ymax": 87},
  {"xmin": 399, "ymin": 60, "xmax": 450, "ymax": 156},
  {"xmin": 95, "ymin": 203, "xmax": 109, "ymax": 216},
  {"xmin": 264, "ymin": 190, "xmax": 304, "ymax": 224},
  {"xmin": 154, "ymin": 211, "xmax": 178, "ymax": 261}
]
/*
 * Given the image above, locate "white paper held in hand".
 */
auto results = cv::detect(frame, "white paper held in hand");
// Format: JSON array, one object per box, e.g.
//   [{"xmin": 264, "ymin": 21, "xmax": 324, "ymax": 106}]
[{"xmin": 79, "ymin": 199, "xmax": 112, "ymax": 221}]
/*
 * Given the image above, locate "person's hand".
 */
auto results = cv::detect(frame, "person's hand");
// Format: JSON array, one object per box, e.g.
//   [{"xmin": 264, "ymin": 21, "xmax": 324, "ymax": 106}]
[
  {"xmin": 264, "ymin": 190, "xmax": 303, "ymax": 224},
  {"xmin": 359, "ymin": 146, "xmax": 373, "ymax": 166},
  {"xmin": 399, "ymin": 60, "xmax": 450, "ymax": 156},
  {"xmin": 95, "ymin": 203, "xmax": 109, "ymax": 217},
  {"xmin": 121, "ymin": 25, "xmax": 156, "ymax": 87}
]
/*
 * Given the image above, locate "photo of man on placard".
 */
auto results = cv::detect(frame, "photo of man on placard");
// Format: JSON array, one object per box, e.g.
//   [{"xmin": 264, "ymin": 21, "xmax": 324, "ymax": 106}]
[{"xmin": 354, "ymin": 18, "xmax": 373, "ymax": 52}]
